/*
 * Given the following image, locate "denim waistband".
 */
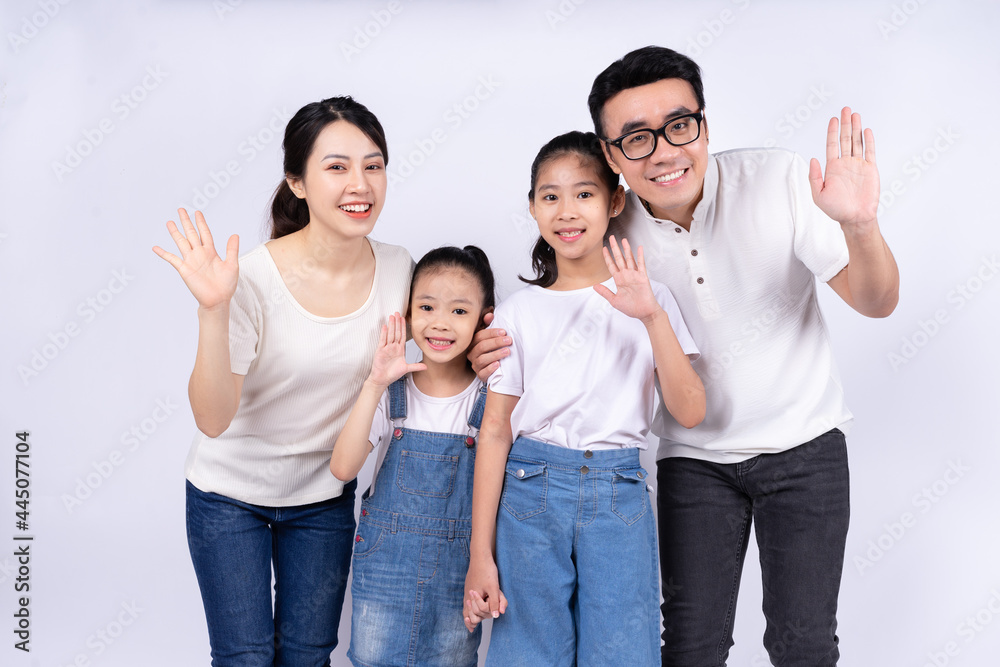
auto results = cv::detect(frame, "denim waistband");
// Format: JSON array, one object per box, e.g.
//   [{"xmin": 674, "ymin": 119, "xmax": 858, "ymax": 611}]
[
  {"xmin": 510, "ymin": 436, "xmax": 642, "ymax": 471},
  {"xmin": 359, "ymin": 503, "xmax": 471, "ymax": 539}
]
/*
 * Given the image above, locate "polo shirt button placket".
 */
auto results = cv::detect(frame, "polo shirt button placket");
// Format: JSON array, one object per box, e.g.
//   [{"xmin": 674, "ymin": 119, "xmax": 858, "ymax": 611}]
[{"xmin": 688, "ymin": 239, "xmax": 704, "ymax": 285}]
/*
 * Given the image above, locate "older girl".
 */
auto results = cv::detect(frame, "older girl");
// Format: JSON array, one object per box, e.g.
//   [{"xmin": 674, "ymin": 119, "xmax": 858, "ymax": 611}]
[{"xmin": 464, "ymin": 131, "xmax": 705, "ymax": 666}]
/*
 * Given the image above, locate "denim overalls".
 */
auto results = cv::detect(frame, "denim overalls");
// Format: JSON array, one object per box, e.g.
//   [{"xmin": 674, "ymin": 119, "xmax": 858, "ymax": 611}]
[{"xmin": 347, "ymin": 377, "xmax": 486, "ymax": 667}]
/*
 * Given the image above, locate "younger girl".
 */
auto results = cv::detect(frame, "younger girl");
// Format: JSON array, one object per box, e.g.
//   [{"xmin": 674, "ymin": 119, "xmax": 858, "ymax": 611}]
[
  {"xmin": 331, "ymin": 246, "xmax": 496, "ymax": 667},
  {"xmin": 464, "ymin": 131, "xmax": 706, "ymax": 666}
]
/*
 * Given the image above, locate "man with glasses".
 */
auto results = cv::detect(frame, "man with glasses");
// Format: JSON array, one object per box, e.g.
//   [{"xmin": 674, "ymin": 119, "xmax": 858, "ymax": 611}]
[{"xmin": 588, "ymin": 46, "xmax": 899, "ymax": 665}]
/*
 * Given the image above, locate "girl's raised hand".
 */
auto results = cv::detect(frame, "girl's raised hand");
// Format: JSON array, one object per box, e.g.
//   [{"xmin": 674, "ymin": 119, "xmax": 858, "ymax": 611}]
[
  {"xmin": 368, "ymin": 313, "xmax": 426, "ymax": 387},
  {"xmin": 152, "ymin": 208, "xmax": 239, "ymax": 311},
  {"xmin": 594, "ymin": 236, "xmax": 661, "ymax": 324}
]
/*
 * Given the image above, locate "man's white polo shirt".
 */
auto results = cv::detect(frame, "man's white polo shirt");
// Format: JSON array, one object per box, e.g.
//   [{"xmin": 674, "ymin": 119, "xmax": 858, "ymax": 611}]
[{"xmin": 611, "ymin": 148, "xmax": 853, "ymax": 463}]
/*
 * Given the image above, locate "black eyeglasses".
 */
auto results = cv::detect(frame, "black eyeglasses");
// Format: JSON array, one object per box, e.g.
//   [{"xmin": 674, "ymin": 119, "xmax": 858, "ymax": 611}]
[{"xmin": 605, "ymin": 111, "xmax": 704, "ymax": 160}]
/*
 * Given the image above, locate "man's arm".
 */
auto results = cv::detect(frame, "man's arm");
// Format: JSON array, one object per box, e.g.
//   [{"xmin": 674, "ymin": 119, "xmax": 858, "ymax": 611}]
[
  {"xmin": 809, "ymin": 107, "xmax": 899, "ymax": 318},
  {"xmin": 826, "ymin": 244, "xmax": 898, "ymax": 318},
  {"xmin": 468, "ymin": 311, "xmax": 512, "ymax": 381}
]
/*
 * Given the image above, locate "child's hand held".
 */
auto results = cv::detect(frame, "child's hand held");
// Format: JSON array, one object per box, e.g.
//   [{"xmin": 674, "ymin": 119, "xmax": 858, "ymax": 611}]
[
  {"xmin": 464, "ymin": 555, "xmax": 506, "ymax": 630},
  {"xmin": 463, "ymin": 589, "xmax": 492, "ymax": 631}
]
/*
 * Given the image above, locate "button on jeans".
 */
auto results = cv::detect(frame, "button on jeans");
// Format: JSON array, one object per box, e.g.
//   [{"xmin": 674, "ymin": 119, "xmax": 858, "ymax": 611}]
[
  {"xmin": 487, "ymin": 437, "xmax": 659, "ymax": 667},
  {"xmin": 657, "ymin": 429, "xmax": 850, "ymax": 666},
  {"xmin": 186, "ymin": 479, "xmax": 357, "ymax": 667}
]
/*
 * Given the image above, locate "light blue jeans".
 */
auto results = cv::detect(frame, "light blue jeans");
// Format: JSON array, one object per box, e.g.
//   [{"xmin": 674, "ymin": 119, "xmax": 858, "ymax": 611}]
[
  {"xmin": 186, "ymin": 479, "xmax": 356, "ymax": 667},
  {"xmin": 486, "ymin": 437, "xmax": 660, "ymax": 667}
]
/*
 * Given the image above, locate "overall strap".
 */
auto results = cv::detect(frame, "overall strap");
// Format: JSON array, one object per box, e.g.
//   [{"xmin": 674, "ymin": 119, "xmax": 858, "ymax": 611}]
[
  {"xmin": 388, "ymin": 377, "xmax": 408, "ymax": 421},
  {"xmin": 463, "ymin": 383, "xmax": 488, "ymax": 447},
  {"xmin": 467, "ymin": 383, "xmax": 487, "ymax": 430}
]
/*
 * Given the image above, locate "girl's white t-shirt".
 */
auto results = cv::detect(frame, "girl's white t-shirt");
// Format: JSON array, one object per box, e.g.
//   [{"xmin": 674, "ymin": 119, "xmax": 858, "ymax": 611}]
[
  {"xmin": 365, "ymin": 374, "xmax": 483, "ymax": 494},
  {"xmin": 184, "ymin": 239, "xmax": 413, "ymax": 507},
  {"xmin": 489, "ymin": 278, "xmax": 699, "ymax": 450}
]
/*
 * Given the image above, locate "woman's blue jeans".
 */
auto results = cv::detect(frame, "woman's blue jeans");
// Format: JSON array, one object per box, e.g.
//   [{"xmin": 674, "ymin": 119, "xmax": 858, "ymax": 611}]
[
  {"xmin": 657, "ymin": 428, "xmax": 850, "ymax": 666},
  {"xmin": 186, "ymin": 479, "xmax": 357, "ymax": 667}
]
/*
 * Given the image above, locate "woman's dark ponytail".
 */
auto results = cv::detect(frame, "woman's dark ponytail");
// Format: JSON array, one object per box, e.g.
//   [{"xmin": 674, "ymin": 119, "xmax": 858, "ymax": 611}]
[{"xmin": 269, "ymin": 180, "xmax": 311, "ymax": 240}]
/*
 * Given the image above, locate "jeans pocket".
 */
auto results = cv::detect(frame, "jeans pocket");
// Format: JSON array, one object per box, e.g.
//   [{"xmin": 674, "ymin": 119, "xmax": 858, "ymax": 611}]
[
  {"xmin": 500, "ymin": 459, "xmax": 547, "ymax": 520},
  {"xmin": 612, "ymin": 468, "xmax": 650, "ymax": 525},
  {"xmin": 396, "ymin": 450, "xmax": 459, "ymax": 498},
  {"xmin": 352, "ymin": 521, "xmax": 386, "ymax": 559}
]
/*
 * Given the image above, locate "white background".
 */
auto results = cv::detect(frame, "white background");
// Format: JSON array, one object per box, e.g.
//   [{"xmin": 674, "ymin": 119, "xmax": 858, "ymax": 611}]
[{"xmin": 2, "ymin": 1, "xmax": 999, "ymax": 665}]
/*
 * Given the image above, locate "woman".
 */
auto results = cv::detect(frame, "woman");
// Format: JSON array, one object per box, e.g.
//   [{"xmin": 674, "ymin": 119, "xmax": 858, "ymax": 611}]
[{"xmin": 153, "ymin": 96, "xmax": 412, "ymax": 666}]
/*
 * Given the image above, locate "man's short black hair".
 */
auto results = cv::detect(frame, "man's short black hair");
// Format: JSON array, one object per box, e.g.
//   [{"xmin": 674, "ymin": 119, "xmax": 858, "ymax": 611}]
[{"xmin": 588, "ymin": 46, "xmax": 705, "ymax": 139}]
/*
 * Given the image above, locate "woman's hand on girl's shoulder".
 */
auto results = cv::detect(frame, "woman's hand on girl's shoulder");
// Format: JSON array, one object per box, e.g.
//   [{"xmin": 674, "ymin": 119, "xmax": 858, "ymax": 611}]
[
  {"xmin": 594, "ymin": 235, "xmax": 662, "ymax": 325},
  {"xmin": 368, "ymin": 312, "xmax": 426, "ymax": 387},
  {"xmin": 152, "ymin": 208, "xmax": 240, "ymax": 311}
]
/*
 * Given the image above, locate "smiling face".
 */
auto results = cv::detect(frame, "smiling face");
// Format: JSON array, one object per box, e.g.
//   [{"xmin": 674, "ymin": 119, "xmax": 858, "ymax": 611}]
[
  {"xmin": 530, "ymin": 153, "xmax": 625, "ymax": 270},
  {"xmin": 286, "ymin": 120, "xmax": 387, "ymax": 240},
  {"xmin": 600, "ymin": 78, "xmax": 708, "ymax": 226},
  {"xmin": 409, "ymin": 268, "xmax": 485, "ymax": 367}
]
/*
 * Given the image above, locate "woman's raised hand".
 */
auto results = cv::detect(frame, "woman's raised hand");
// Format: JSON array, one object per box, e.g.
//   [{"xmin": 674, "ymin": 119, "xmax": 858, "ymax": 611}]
[
  {"xmin": 152, "ymin": 208, "xmax": 240, "ymax": 311},
  {"xmin": 594, "ymin": 235, "xmax": 661, "ymax": 324},
  {"xmin": 368, "ymin": 313, "xmax": 426, "ymax": 387}
]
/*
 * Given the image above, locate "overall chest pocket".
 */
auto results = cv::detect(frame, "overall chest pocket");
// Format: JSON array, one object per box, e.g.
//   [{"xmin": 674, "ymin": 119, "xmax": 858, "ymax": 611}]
[{"xmin": 396, "ymin": 450, "xmax": 459, "ymax": 498}]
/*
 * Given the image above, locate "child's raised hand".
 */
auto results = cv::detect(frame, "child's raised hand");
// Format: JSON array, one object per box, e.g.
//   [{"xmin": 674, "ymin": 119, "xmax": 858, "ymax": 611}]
[
  {"xmin": 368, "ymin": 313, "xmax": 426, "ymax": 387},
  {"xmin": 594, "ymin": 235, "xmax": 662, "ymax": 324}
]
